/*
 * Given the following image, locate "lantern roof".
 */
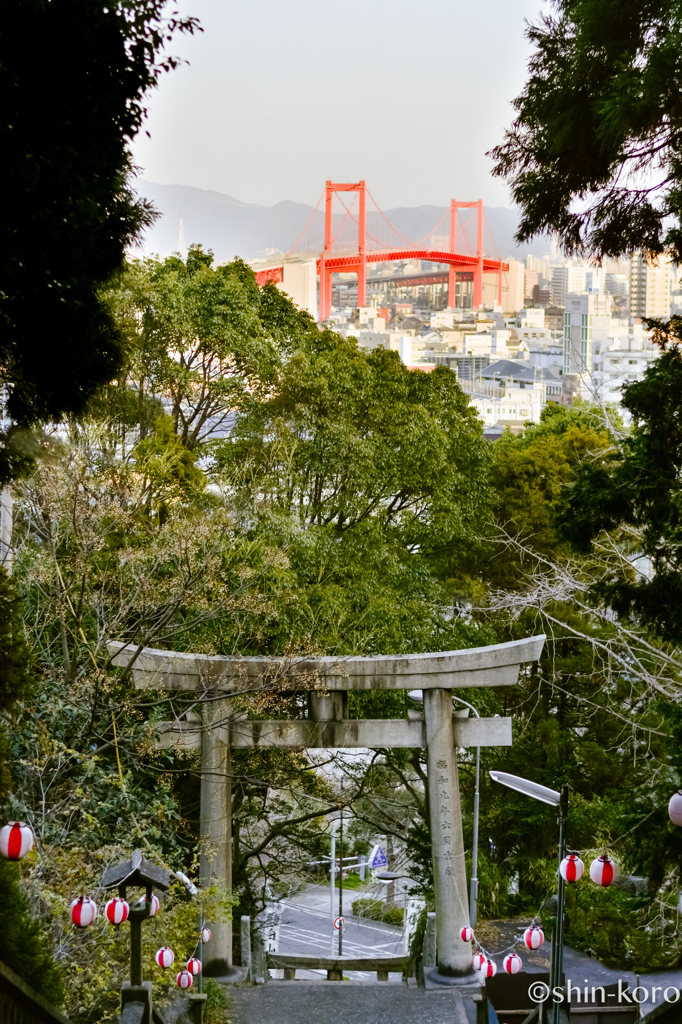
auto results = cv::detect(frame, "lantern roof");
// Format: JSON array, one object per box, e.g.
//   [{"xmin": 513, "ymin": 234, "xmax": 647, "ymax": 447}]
[{"xmin": 102, "ymin": 848, "xmax": 171, "ymax": 891}]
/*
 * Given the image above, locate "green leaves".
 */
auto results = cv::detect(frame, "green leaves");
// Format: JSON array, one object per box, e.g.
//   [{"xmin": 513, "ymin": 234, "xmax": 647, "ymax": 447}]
[
  {"xmin": 555, "ymin": 332, "xmax": 682, "ymax": 640},
  {"xmin": 490, "ymin": 0, "xmax": 682, "ymax": 259},
  {"xmin": 0, "ymin": 0, "xmax": 198, "ymax": 445},
  {"xmin": 108, "ymin": 250, "xmax": 279, "ymax": 451},
  {"xmin": 220, "ymin": 332, "xmax": 492, "ymax": 567}
]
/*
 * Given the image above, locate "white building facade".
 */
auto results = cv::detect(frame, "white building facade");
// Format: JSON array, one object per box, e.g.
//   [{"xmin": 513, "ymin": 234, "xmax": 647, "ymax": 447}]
[{"xmin": 630, "ymin": 255, "xmax": 672, "ymax": 319}]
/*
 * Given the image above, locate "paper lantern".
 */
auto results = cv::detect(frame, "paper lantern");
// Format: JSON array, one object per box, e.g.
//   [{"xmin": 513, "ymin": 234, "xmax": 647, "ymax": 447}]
[
  {"xmin": 560, "ymin": 853, "xmax": 584, "ymax": 883},
  {"xmin": 70, "ymin": 896, "xmax": 98, "ymax": 928},
  {"xmin": 460, "ymin": 925, "xmax": 473, "ymax": 942},
  {"xmin": 503, "ymin": 952, "xmax": 523, "ymax": 975},
  {"xmin": 155, "ymin": 947, "xmax": 175, "ymax": 969},
  {"xmin": 141, "ymin": 893, "xmax": 160, "ymax": 916},
  {"xmin": 0, "ymin": 821, "xmax": 34, "ymax": 860},
  {"xmin": 105, "ymin": 897, "xmax": 129, "ymax": 925},
  {"xmin": 479, "ymin": 958, "xmax": 497, "ymax": 978},
  {"xmin": 472, "ymin": 951, "xmax": 486, "ymax": 971},
  {"xmin": 669, "ymin": 790, "xmax": 682, "ymax": 826},
  {"xmin": 590, "ymin": 855, "xmax": 615, "ymax": 887},
  {"xmin": 200, "ymin": 927, "xmax": 211, "ymax": 943},
  {"xmin": 177, "ymin": 969, "xmax": 193, "ymax": 989},
  {"xmin": 186, "ymin": 958, "xmax": 202, "ymax": 976},
  {"xmin": 524, "ymin": 926, "xmax": 544, "ymax": 950}
]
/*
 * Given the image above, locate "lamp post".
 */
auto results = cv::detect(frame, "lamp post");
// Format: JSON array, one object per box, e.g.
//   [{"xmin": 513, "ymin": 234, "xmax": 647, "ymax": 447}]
[
  {"xmin": 489, "ymin": 772, "xmax": 568, "ymax": 1024},
  {"xmin": 409, "ymin": 690, "xmax": 481, "ymax": 926}
]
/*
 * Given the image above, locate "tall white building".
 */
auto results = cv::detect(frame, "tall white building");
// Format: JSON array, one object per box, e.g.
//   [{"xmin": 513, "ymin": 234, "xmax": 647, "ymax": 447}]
[
  {"xmin": 605, "ymin": 272, "xmax": 628, "ymax": 297},
  {"xmin": 562, "ymin": 293, "xmax": 610, "ymax": 375},
  {"xmin": 630, "ymin": 255, "xmax": 672, "ymax": 319},
  {"xmin": 551, "ymin": 264, "xmax": 588, "ymax": 306}
]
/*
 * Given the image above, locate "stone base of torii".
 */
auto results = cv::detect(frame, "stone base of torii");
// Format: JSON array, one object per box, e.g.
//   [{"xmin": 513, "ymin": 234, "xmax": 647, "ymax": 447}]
[{"xmin": 109, "ymin": 635, "xmax": 544, "ymax": 983}]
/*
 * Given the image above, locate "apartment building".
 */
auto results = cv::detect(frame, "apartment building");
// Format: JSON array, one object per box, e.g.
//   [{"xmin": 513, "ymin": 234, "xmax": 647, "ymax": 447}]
[{"xmin": 630, "ymin": 255, "xmax": 672, "ymax": 318}]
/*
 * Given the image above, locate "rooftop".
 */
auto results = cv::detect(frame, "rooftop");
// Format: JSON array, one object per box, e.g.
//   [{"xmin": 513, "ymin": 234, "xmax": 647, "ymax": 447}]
[{"xmin": 479, "ymin": 359, "xmax": 561, "ymax": 384}]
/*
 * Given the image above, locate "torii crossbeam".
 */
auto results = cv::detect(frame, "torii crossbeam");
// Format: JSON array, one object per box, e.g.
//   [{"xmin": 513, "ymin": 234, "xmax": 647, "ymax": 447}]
[{"xmin": 109, "ymin": 634, "xmax": 545, "ymax": 984}]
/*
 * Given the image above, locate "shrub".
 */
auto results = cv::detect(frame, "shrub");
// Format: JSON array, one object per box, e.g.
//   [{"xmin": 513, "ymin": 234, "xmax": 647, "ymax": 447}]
[
  {"xmin": 0, "ymin": 861, "xmax": 64, "ymax": 1006},
  {"xmin": 351, "ymin": 897, "xmax": 404, "ymax": 927}
]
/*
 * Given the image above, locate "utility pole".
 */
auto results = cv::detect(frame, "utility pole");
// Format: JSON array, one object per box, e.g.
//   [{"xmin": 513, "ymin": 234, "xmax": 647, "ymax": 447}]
[
  {"xmin": 338, "ymin": 809, "xmax": 343, "ymax": 956},
  {"xmin": 330, "ymin": 820, "xmax": 337, "ymax": 956}
]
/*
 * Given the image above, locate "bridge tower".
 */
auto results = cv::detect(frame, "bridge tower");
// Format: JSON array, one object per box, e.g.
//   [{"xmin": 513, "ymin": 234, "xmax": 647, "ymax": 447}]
[
  {"xmin": 448, "ymin": 199, "xmax": 503, "ymax": 310},
  {"xmin": 319, "ymin": 180, "xmax": 366, "ymax": 322},
  {"xmin": 448, "ymin": 199, "xmax": 484, "ymax": 309}
]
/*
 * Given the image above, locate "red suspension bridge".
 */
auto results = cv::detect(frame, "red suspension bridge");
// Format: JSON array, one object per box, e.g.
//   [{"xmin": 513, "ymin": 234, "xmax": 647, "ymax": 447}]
[{"xmin": 253, "ymin": 180, "xmax": 509, "ymax": 321}]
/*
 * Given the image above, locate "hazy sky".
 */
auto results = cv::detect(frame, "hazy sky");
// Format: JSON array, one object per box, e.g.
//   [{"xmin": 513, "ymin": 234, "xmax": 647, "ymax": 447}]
[{"xmin": 132, "ymin": 0, "xmax": 545, "ymax": 210}]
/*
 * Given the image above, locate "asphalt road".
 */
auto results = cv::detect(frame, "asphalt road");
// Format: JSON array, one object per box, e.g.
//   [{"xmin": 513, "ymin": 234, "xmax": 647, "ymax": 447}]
[{"xmin": 272, "ymin": 883, "xmax": 405, "ymax": 982}]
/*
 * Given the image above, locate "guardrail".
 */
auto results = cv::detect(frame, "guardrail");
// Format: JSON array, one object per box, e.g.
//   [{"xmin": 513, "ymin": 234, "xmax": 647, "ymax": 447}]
[
  {"xmin": 267, "ymin": 954, "xmax": 407, "ymax": 982},
  {"xmin": 0, "ymin": 960, "xmax": 69, "ymax": 1024}
]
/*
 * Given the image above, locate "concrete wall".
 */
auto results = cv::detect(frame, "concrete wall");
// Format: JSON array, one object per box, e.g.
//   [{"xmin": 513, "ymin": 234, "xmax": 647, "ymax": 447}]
[
  {"xmin": 481, "ymin": 258, "xmax": 525, "ymax": 314},
  {"xmin": 279, "ymin": 260, "xmax": 318, "ymax": 320}
]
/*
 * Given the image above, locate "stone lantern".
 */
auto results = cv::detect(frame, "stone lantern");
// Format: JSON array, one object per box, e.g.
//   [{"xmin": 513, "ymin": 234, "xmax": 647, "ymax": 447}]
[{"xmin": 102, "ymin": 849, "xmax": 171, "ymax": 1024}]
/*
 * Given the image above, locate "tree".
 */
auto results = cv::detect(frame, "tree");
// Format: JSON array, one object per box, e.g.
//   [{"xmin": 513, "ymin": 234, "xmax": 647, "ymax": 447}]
[
  {"xmin": 105, "ymin": 248, "xmax": 279, "ymax": 449},
  {"xmin": 490, "ymin": 401, "xmax": 616, "ymax": 584},
  {"xmin": 0, "ymin": 0, "xmax": 198, "ymax": 482},
  {"xmin": 490, "ymin": 0, "xmax": 682, "ymax": 261},
  {"xmin": 463, "ymin": 399, "xmax": 682, "ymax": 968},
  {"xmin": 555, "ymin": 320, "xmax": 682, "ymax": 642},
  {"xmin": 216, "ymin": 327, "xmax": 494, "ymax": 652}
]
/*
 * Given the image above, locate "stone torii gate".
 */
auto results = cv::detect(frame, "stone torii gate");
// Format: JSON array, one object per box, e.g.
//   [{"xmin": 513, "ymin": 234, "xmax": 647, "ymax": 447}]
[{"xmin": 109, "ymin": 634, "xmax": 545, "ymax": 984}]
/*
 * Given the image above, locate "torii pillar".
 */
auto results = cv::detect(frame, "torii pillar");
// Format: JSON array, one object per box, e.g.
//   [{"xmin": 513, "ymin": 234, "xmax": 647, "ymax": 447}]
[
  {"xmin": 199, "ymin": 696, "xmax": 232, "ymax": 976},
  {"xmin": 108, "ymin": 635, "xmax": 545, "ymax": 983}
]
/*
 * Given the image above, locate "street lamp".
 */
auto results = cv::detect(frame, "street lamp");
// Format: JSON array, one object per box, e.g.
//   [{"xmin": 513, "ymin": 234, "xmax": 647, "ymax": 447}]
[
  {"xmin": 408, "ymin": 690, "xmax": 482, "ymax": 925},
  {"xmin": 489, "ymin": 772, "xmax": 568, "ymax": 1024}
]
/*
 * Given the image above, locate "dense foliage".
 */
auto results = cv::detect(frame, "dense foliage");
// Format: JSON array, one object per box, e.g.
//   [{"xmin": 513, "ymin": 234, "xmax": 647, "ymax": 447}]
[
  {"xmin": 4, "ymin": 252, "xmax": 682, "ymax": 1004},
  {"xmin": 0, "ymin": 0, "xmax": 197, "ymax": 481},
  {"xmin": 556, "ymin": 320, "xmax": 682, "ymax": 642}
]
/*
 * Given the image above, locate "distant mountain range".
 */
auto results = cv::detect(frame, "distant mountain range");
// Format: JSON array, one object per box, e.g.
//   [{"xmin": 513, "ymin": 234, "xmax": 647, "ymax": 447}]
[{"xmin": 133, "ymin": 179, "xmax": 546, "ymax": 264}]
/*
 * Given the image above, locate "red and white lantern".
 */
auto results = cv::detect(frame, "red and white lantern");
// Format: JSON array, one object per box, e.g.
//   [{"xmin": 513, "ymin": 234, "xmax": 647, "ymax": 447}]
[
  {"xmin": 524, "ymin": 926, "xmax": 544, "ymax": 950},
  {"xmin": 200, "ymin": 927, "xmax": 211, "ymax": 943},
  {"xmin": 0, "ymin": 822, "xmax": 34, "ymax": 860},
  {"xmin": 177, "ymin": 969, "xmax": 193, "ymax": 990},
  {"xmin": 479, "ymin": 958, "xmax": 497, "ymax": 978},
  {"xmin": 155, "ymin": 947, "xmax": 175, "ymax": 969},
  {"xmin": 503, "ymin": 952, "xmax": 523, "ymax": 975},
  {"xmin": 472, "ymin": 952, "xmax": 486, "ymax": 971},
  {"xmin": 669, "ymin": 790, "xmax": 682, "ymax": 826},
  {"xmin": 590, "ymin": 855, "xmax": 615, "ymax": 888},
  {"xmin": 141, "ymin": 893, "xmax": 160, "ymax": 916},
  {"xmin": 560, "ymin": 853, "xmax": 584, "ymax": 883},
  {"xmin": 186, "ymin": 958, "xmax": 202, "ymax": 976},
  {"xmin": 70, "ymin": 896, "xmax": 98, "ymax": 928},
  {"xmin": 460, "ymin": 925, "xmax": 473, "ymax": 942},
  {"xmin": 105, "ymin": 897, "xmax": 129, "ymax": 925}
]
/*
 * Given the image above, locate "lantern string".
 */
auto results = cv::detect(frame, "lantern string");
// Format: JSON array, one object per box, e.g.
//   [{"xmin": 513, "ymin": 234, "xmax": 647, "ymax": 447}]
[{"xmin": 444, "ymin": 847, "xmax": 615, "ymax": 961}]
